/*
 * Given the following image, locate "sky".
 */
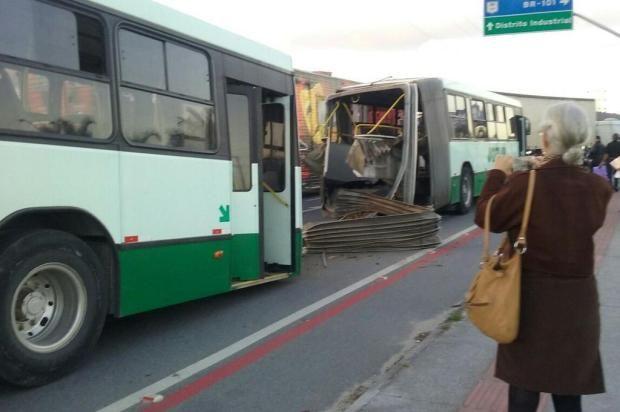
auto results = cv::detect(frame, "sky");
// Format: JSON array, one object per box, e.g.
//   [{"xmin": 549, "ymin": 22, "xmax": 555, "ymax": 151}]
[{"xmin": 156, "ymin": 0, "xmax": 620, "ymax": 113}]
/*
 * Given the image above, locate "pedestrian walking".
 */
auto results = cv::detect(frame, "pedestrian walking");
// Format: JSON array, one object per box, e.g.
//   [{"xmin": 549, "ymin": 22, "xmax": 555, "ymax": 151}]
[
  {"xmin": 474, "ymin": 103, "xmax": 613, "ymax": 412},
  {"xmin": 605, "ymin": 133, "xmax": 620, "ymax": 191},
  {"xmin": 588, "ymin": 135, "xmax": 605, "ymax": 168}
]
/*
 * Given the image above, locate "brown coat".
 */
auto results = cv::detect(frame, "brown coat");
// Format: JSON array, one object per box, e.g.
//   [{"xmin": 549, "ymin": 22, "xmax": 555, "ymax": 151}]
[{"xmin": 475, "ymin": 157, "xmax": 613, "ymax": 395}]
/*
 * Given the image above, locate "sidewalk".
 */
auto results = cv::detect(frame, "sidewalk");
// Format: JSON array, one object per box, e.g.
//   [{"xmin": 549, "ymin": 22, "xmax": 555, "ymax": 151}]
[{"xmin": 344, "ymin": 193, "xmax": 620, "ymax": 412}]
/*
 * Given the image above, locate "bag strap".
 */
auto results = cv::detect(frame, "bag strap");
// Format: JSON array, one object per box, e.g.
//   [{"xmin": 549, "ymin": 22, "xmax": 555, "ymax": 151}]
[
  {"xmin": 514, "ymin": 170, "xmax": 536, "ymax": 254},
  {"xmin": 480, "ymin": 195, "xmax": 495, "ymax": 263},
  {"xmin": 480, "ymin": 170, "xmax": 536, "ymax": 262}
]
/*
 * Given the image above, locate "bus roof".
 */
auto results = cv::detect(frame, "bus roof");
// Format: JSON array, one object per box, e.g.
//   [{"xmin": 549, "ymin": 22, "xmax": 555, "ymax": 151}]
[
  {"xmin": 335, "ymin": 78, "xmax": 522, "ymax": 108},
  {"xmin": 443, "ymin": 80, "xmax": 522, "ymax": 107},
  {"xmin": 87, "ymin": 0, "xmax": 293, "ymax": 72}
]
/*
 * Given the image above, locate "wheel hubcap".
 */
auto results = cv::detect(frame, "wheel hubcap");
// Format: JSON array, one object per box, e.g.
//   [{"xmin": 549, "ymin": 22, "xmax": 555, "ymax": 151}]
[{"xmin": 11, "ymin": 263, "xmax": 87, "ymax": 353}]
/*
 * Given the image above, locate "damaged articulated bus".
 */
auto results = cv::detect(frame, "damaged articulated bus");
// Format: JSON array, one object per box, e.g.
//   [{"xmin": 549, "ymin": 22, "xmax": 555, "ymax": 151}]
[{"xmin": 318, "ymin": 78, "xmax": 529, "ymax": 214}]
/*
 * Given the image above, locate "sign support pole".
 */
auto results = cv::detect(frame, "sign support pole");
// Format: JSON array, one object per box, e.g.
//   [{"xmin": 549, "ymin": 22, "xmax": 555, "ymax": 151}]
[{"xmin": 574, "ymin": 12, "xmax": 620, "ymax": 39}]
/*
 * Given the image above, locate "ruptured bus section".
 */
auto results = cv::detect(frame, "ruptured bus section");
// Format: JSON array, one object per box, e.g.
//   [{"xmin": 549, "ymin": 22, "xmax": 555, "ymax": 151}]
[
  {"xmin": 0, "ymin": 0, "xmax": 301, "ymax": 386},
  {"xmin": 321, "ymin": 78, "xmax": 526, "ymax": 214}
]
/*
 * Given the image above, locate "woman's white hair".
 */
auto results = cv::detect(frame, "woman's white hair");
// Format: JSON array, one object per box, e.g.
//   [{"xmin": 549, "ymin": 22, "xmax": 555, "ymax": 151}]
[{"xmin": 540, "ymin": 102, "xmax": 591, "ymax": 165}]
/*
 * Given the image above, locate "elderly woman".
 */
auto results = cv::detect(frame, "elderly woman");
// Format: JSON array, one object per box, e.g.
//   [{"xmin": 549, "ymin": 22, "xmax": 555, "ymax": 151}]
[{"xmin": 475, "ymin": 103, "xmax": 613, "ymax": 412}]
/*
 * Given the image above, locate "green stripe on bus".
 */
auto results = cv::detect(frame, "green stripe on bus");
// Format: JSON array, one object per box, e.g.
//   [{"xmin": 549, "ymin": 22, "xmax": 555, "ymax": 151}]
[
  {"xmin": 119, "ymin": 239, "xmax": 232, "ymax": 316},
  {"xmin": 231, "ymin": 233, "xmax": 261, "ymax": 281},
  {"xmin": 119, "ymin": 232, "xmax": 301, "ymax": 316}
]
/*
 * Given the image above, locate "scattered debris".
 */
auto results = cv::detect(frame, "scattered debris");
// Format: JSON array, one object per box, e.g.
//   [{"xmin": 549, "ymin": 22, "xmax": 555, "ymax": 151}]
[
  {"xmin": 414, "ymin": 331, "xmax": 430, "ymax": 343},
  {"xmin": 142, "ymin": 394, "xmax": 164, "ymax": 403},
  {"xmin": 303, "ymin": 190, "xmax": 441, "ymax": 253},
  {"xmin": 331, "ymin": 190, "xmax": 431, "ymax": 218}
]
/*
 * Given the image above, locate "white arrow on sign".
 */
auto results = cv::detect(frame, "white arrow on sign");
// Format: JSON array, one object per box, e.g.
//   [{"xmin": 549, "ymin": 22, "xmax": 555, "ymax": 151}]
[
  {"xmin": 487, "ymin": 22, "xmax": 494, "ymax": 31},
  {"xmin": 560, "ymin": 0, "xmax": 570, "ymax": 5}
]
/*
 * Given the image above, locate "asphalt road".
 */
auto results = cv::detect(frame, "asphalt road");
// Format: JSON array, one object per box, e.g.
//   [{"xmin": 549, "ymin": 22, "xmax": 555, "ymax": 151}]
[
  {"xmin": 0, "ymin": 206, "xmax": 482, "ymax": 412},
  {"xmin": 303, "ymin": 194, "xmax": 324, "ymax": 222}
]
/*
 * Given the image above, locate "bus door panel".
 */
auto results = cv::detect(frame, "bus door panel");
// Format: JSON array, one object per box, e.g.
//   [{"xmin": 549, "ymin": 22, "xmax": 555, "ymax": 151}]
[
  {"xmin": 227, "ymin": 84, "xmax": 263, "ymax": 281},
  {"xmin": 262, "ymin": 98, "xmax": 293, "ymax": 272}
]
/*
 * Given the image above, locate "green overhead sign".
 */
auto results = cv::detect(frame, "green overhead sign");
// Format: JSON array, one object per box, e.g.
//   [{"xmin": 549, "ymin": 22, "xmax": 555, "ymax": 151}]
[{"xmin": 484, "ymin": 0, "xmax": 573, "ymax": 36}]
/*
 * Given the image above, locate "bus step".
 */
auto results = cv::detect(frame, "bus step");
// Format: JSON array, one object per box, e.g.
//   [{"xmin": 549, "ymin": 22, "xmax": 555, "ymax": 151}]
[{"xmin": 231, "ymin": 273, "xmax": 290, "ymax": 290}]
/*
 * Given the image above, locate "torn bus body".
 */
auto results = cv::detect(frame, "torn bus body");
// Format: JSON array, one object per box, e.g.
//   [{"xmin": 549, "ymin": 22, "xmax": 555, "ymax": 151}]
[
  {"xmin": 303, "ymin": 78, "xmax": 529, "ymax": 253},
  {"xmin": 317, "ymin": 78, "xmax": 528, "ymax": 215},
  {"xmin": 320, "ymin": 80, "xmax": 428, "ymax": 213}
]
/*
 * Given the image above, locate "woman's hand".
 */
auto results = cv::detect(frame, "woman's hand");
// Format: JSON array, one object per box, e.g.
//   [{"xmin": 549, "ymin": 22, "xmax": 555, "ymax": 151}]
[
  {"xmin": 494, "ymin": 155, "xmax": 514, "ymax": 175},
  {"xmin": 530, "ymin": 156, "xmax": 545, "ymax": 168}
]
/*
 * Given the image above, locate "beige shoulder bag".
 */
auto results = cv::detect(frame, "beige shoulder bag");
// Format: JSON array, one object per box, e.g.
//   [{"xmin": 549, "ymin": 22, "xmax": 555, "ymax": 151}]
[{"xmin": 465, "ymin": 170, "xmax": 536, "ymax": 344}]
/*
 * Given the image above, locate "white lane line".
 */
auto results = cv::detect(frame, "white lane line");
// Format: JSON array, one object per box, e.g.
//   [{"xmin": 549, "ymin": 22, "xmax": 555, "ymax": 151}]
[
  {"xmin": 98, "ymin": 225, "xmax": 478, "ymax": 412},
  {"xmin": 303, "ymin": 205, "xmax": 323, "ymax": 213}
]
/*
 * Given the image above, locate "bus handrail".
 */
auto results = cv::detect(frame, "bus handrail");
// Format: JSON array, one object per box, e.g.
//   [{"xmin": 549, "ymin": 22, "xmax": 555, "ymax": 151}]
[
  {"xmin": 312, "ymin": 101, "xmax": 340, "ymax": 141},
  {"xmin": 262, "ymin": 181, "xmax": 289, "ymax": 207},
  {"xmin": 366, "ymin": 94, "xmax": 405, "ymax": 135}
]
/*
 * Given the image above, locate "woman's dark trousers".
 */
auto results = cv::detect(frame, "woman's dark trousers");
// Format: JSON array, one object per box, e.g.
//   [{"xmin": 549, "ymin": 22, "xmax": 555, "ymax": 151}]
[{"xmin": 508, "ymin": 385, "xmax": 582, "ymax": 412}]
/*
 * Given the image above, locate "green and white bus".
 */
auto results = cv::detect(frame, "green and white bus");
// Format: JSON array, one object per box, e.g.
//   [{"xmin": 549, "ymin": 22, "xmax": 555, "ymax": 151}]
[
  {"xmin": 321, "ymin": 78, "xmax": 528, "ymax": 213},
  {"xmin": 0, "ymin": 0, "xmax": 301, "ymax": 386}
]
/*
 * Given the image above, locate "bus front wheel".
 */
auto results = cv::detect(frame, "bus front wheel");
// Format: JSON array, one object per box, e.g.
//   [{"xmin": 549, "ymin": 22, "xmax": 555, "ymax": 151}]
[
  {"xmin": 0, "ymin": 230, "xmax": 107, "ymax": 387},
  {"xmin": 458, "ymin": 166, "xmax": 474, "ymax": 214}
]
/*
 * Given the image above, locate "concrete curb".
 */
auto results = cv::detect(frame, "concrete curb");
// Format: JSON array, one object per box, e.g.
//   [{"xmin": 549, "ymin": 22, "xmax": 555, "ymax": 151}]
[{"xmin": 328, "ymin": 305, "xmax": 472, "ymax": 412}]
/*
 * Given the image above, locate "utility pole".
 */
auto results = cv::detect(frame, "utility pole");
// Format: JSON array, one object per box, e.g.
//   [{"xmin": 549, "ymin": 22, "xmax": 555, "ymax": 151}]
[{"xmin": 574, "ymin": 12, "xmax": 620, "ymax": 39}]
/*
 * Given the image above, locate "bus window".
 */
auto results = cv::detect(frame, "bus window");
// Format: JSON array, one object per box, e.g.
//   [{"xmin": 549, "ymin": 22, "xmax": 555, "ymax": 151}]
[
  {"xmin": 505, "ymin": 107, "xmax": 516, "ymax": 139},
  {"xmin": 166, "ymin": 43, "xmax": 211, "ymax": 101},
  {"xmin": 486, "ymin": 103, "xmax": 496, "ymax": 139},
  {"xmin": 119, "ymin": 30, "xmax": 216, "ymax": 152},
  {"xmin": 496, "ymin": 105, "xmax": 508, "ymax": 139},
  {"xmin": 447, "ymin": 94, "xmax": 456, "ymax": 114},
  {"xmin": 120, "ymin": 88, "xmax": 216, "ymax": 150},
  {"xmin": 119, "ymin": 30, "xmax": 166, "ymax": 90},
  {"xmin": 0, "ymin": 0, "xmax": 79, "ymax": 70},
  {"xmin": 452, "ymin": 95, "xmax": 468, "ymax": 138},
  {"xmin": 485, "ymin": 103, "xmax": 495, "ymax": 121},
  {"xmin": 263, "ymin": 104, "xmax": 286, "ymax": 192},
  {"xmin": 26, "ymin": 73, "xmax": 50, "ymax": 115},
  {"xmin": 496, "ymin": 105, "xmax": 505, "ymax": 122},
  {"xmin": 227, "ymin": 94, "xmax": 252, "ymax": 191},
  {"xmin": 0, "ymin": 1, "xmax": 111, "ymax": 139},
  {"xmin": 471, "ymin": 99, "xmax": 487, "ymax": 138}
]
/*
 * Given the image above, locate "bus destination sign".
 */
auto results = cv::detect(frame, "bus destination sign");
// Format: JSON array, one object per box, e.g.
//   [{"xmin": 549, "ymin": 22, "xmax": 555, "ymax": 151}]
[{"xmin": 484, "ymin": 0, "xmax": 573, "ymax": 36}]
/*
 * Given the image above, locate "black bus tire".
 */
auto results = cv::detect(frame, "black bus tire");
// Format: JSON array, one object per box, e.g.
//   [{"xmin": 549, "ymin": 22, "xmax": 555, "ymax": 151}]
[
  {"xmin": 0, "ymin": 230, "xmax": 107, "ymax": 387},
  {"xmin": 458, "ymin": 166, "xmax": 474, "ymax": 214}
]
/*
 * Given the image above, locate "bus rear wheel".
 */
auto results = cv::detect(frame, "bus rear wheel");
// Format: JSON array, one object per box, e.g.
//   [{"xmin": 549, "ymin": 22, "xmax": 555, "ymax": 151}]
[
  {"xmin": 0, "ymin": 230, "xmax": 107, "ymax": 387},
  {"xmin": 458, "ymin": 166, "xmax": 474, "ymax": 214}
]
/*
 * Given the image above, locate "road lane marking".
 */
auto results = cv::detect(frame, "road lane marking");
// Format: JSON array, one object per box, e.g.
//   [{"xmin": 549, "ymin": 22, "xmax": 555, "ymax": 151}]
[{"xmin": 98, "ymin": 225, "xmax": 480, "ymax": 412}]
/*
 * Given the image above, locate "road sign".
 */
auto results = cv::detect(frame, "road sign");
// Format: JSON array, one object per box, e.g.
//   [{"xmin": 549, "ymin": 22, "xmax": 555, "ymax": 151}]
[{"xmin": 484, "ymin": 0, "xmax": 573, "ymax": 36}]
